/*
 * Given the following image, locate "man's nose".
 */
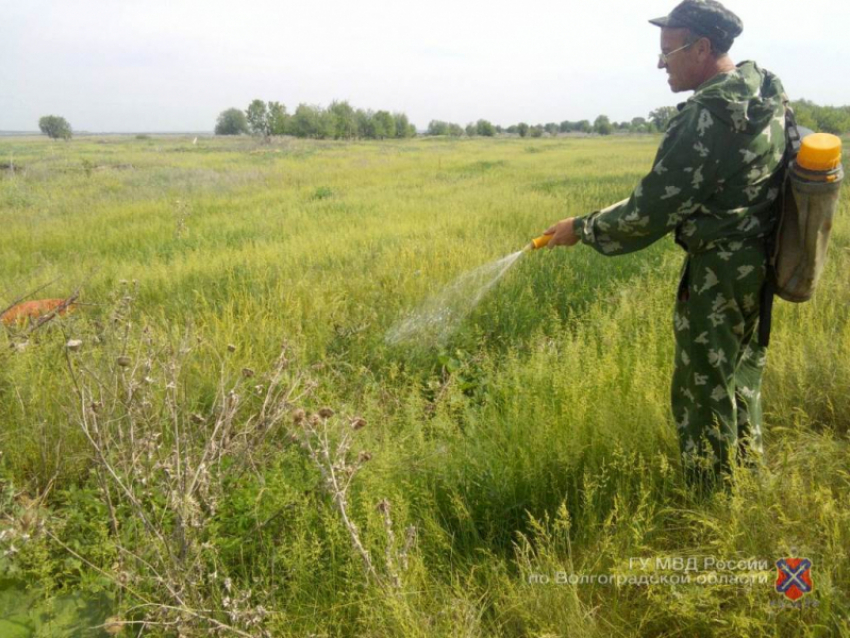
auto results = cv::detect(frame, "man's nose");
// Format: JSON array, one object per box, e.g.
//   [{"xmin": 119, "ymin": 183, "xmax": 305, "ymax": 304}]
[{"xmin": 658, "ymin": 58, "xmax": 667, "ymax": 70}]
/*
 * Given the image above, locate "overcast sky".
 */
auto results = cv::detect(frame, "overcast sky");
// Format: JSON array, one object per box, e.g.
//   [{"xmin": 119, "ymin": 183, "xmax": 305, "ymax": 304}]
[{"xmin": 2, "ymin": 0, "xmax": 849, "ymax": 133}]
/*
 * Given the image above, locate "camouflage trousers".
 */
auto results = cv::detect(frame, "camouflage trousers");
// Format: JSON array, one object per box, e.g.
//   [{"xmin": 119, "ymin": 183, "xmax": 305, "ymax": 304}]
[{"xmin": 671, "ymin": 238, "xmax": 768, "ymax": 490}]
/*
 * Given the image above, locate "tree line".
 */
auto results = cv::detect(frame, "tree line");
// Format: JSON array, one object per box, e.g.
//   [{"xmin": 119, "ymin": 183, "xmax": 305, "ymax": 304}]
[
  {"xmin": 428, "ymin": 107, "xmax": 680, "ymax": 138},
  {"xmin": 791, "ymin": 99, "xmax": 850, "ymax": 136},
  {"xmin": 34, "ymin": 99, "xmax": 850, "ymax": 141},
  {"xmin": 215, "ymin": 100, "xmax": 416, "ymax": 139},
  {"xmin": 431, "ymin": 101, "xmax": 850, "ymax": 138}
]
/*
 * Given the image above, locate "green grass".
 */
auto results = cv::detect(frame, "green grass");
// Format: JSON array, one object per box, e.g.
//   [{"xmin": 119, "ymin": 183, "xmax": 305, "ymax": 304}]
[{"xmin": 1, "ymin": 134, "xmax": 849, "ymax": 637}]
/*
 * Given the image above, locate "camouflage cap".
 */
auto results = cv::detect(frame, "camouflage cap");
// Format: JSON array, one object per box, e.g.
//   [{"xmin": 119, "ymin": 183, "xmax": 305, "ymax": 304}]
[{"xmin": 649, "ymin": 0, "xmax": 743, "ymax": 52}]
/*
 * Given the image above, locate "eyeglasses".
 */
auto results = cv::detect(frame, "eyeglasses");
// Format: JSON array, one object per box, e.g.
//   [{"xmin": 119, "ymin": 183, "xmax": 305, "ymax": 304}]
[{"xmin": 658, "ymin": 40, "xmax": 697, "ymax": 66}]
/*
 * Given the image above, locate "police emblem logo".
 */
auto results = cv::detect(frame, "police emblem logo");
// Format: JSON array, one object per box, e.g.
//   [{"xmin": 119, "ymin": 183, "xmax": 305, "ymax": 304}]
[{"xmin": 775, "ymin": 557, "xmax": 814, "ymax": 601}]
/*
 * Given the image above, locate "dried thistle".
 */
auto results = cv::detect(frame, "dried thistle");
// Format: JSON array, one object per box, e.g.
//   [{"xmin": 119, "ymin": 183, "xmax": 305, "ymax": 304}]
[{"xmin": 103, "ymin": 616, "xmax": 124, "ymax": 635}]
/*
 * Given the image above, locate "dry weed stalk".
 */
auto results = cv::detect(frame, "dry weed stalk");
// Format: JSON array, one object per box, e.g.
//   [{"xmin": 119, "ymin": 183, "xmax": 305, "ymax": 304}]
[
  {"xmin": 9, "ymin": 280, "xmax": 418, "ymax": 633},
  {"xmin": 173, "ymin": 198, "xmax": 191, "ymax": 240},
  {"xmin": 58, "ymin": 286, "xmax": 312, "ymax": 636},
  {"xmin": 295, "ymin": 410, "xmax": 416, "ymax": 590}
]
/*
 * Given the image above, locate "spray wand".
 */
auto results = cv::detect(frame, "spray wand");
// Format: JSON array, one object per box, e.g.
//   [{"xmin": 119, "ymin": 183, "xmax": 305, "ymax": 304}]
[{"xmin": 524, "ymin": 233, "xmax": 554, "ymax": 252}]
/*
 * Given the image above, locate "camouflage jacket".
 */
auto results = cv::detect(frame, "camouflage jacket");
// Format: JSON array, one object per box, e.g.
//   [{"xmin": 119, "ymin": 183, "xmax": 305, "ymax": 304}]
[{"xmin": 574, "ymin": 61, "xmax": 788, "ymax": 256}]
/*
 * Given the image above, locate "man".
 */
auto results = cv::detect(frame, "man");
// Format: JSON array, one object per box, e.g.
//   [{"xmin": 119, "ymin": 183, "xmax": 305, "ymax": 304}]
[{"xmin": 544, "ymin": 0, "xmax": 788, "ymax": 491}]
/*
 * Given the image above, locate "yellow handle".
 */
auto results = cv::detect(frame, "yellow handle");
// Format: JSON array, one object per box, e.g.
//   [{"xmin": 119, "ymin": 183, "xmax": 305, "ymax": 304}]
[{"xmin": 529, "ymin": 233, "xmax": 554, "ymax": 250}]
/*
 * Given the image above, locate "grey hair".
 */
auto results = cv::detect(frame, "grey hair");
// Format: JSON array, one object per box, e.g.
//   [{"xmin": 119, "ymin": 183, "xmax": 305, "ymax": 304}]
[{"xmin": 684, "ymin": 28, "xmax": 732, "ymax": 56}]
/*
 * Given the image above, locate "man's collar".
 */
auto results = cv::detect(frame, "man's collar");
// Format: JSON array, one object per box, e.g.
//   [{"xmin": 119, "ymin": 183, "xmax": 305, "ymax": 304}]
[{"xmin": 694, "ymin": 66, "xmax": 737, "ymax": 95}]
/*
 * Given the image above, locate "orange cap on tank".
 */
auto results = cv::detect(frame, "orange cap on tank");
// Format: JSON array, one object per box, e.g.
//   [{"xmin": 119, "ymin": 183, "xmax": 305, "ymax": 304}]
[{"xmin": 797, "ymin": 133, "xmax": 843, "ymax": 172}]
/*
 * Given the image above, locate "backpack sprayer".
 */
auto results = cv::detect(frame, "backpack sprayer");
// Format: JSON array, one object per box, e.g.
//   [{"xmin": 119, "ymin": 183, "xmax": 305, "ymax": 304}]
[
  {"xmin": 773, "ymin": 131, "xmax": 844, "ymax": 301},
  {"xmin": 760, "ymin": 126, "xmax": 843, "ymax": 347}
]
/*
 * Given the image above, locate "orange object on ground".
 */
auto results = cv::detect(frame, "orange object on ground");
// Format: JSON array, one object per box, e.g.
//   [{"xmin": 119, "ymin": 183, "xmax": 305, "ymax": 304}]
[{"xmin": 1, "ymin": 298, "xmax": 76, "ymax": 326}]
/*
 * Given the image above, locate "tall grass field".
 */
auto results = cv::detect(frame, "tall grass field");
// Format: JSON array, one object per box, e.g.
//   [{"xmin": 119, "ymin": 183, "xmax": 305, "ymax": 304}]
[{"xmin": 1, "ymin": 134, "xmax": 848, "ymax": 637}]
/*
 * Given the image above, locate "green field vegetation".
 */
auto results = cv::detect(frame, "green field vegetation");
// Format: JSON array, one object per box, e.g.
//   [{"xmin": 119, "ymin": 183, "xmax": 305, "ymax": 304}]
[{"xmin": 0, "ymin": 135, "xmax": 848, "ymax": 637}]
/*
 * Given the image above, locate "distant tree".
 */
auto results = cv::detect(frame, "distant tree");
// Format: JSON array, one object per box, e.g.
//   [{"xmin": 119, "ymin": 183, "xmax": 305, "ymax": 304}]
[
  {"xmin": 495, "ymin": 124, "xmax": 504, "ymax": 134},
  {"xmin": 648, "ymin": 106, "xmax": 678, "ymax": 132},
  {"xmin": 246, "ymin": 99, "xmax": 272, "ymax": 138},
  {"xmin": 394, "ymin": 112, "xmax": 414, "ymax": 138},
  {"xmin": 516, "ymin": 122, "xmax": 529, "ymax": 138},
  {"xmin": 788, "ymin": 99, "xmax": 850, "ymax": 134},
  {"xmin": 355, "ymin": 109, "xmax": 373, "ymax": 138},
  {"xmin": 327, "ymin": 100, "xmax": 356, "ymax": 138},
  {"xmin": 629, "ymin": 116, "xmax": 651, "ymax": 133},
  {"xmin": 475, "ymin": 119, "xmax": 495, "ymax": 136},
  {"xmin": 318, "ymin": 109, "xmax": 338, "ymax": 139},
  {"xmin": 529, "ymin": 125, "xmax": 544, "ymax": 138},
  {"xmin": 815, "ymin": 108, "xmax": 849, "ymax": 134},
  {"xmin": 810, "ymin": 100, "xmax": 849, "ymax": 134},
  {"xmin": 792, "ymin": 99, "xmax": 818, "ymax": 131},
  {"xmin": 354, "ymin": 109, "xmax": 394, "ymax": 139},
  {"xmin": 544, "ymin": 122, "xmax": 559, "ymax": 136},
  {"xmin": 576, "ymin": 120, "xmax": 592, "ymax": 133},
  {"xmin": 291, "ymin": 104, "xmax": 322, "ymax": 138},
  {"xmin": 559, "ymin": 120, "xmax": 575, "ymax": 133},
  {"xmin": 267, "ymin": 102, "xmax": 289, "ymax": 136},
  {"xmin": 38, "ymin": 115, "xmax": 72, "ymax": 140},
  {"xmin": 593, "ymin": 115, "xmax": 613, "ymax": 135},
  {"xmin": 215, "ymin": 108, "xmax": 249, "ymax": 135},
  {"xmin": 236, "ymin": 99, "xmax": 417, "ymax": 140},
  {"xmin": 506, "ymin": 125, "xmax": 519, "ymax": 134},
  {"xmin": 427, "ymin": 120, "xmax": 450, "ymax": 136},
  {"xmin": 465, "ymin": 123, "xmax": 476, "ymax": 137},
  {"xmin": 447, "ymin": 123, "xmax": 464, "ymax": 137},
  {"xmin": 372, "ymin": 111, "xmax": 396, "ymax": 139}
]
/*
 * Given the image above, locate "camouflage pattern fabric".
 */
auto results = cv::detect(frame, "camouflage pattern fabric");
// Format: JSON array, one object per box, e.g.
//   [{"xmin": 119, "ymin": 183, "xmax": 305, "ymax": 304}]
[
  {"xmin": 672, "ymin": 237, "xmax": 767, "ymax": 489},
  {"xmin": 573, "ymin": 61, "xmax": 787, "ymax": 489}
]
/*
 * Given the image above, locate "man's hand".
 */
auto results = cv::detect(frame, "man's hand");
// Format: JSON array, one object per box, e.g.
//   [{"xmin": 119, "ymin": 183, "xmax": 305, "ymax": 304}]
[{"xmin": 543, "ymin": 217, "xmax": 580, "ymax": 249}]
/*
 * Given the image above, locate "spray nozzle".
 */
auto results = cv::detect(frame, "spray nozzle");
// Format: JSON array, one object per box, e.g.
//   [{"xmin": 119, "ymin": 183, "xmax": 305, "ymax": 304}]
[{"xmin": 525, "ymin": 233, "xmax": 554, "ymax": 252}]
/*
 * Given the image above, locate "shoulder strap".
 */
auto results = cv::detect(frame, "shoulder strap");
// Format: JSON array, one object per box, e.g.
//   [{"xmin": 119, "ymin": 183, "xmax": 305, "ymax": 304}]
[
  {"xmin": 785, "ymin": 106, "xmax": 802, "ymax": 160},
  {"xmin": 758, "ymin": 103, "xmax": 801, "ymax": 348}
]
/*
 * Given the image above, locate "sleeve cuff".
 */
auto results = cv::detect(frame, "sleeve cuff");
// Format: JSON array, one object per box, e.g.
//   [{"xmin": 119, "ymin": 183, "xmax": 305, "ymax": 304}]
[{"xmin": 572, "ymin": 215, "xmax": 588, "ymax": 243}]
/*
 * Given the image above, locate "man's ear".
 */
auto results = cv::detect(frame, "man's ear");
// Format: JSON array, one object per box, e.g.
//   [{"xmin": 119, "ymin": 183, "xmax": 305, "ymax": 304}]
[{"xmin": 696, "ymin": 37, "xmax": 714, "ymax": 60}]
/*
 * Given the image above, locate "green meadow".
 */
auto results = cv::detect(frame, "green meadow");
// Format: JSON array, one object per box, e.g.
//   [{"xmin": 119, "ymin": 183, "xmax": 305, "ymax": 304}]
[{"xmin": 1, "ymin": 134, "xmax": 848, "ymax": 636}]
